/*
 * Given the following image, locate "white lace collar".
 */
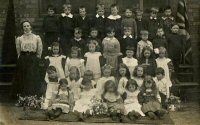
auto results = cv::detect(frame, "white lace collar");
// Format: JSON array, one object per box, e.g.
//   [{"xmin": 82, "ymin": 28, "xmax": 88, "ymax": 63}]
[
  {"xmin": 96, "ymin": 14, "xmax": 105, "ymax": 18},
  {"xmin": 74, "ymin": 38, "xmax": 82, "ymax": 41},
  {"xmin": 61, "ymin": 13, "xmax": 73, "ymax": 18},
  {"xmin": 107, "ymin": 15, "xmax": 121, "ymax": 20},
  {"xmin": 123, "ymin": 35, "xmax": 133, "ymax": 39},
  {"xmin": 150, "ymin": 16, "xmax": 157, "ymax": 20},
  {"xmin": 162, "ymin": 16, "xmax": 174, "ymax": 20}
]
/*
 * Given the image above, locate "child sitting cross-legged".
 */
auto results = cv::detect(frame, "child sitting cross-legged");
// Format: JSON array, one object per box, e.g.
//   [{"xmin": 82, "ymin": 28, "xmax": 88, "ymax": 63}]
[
  {"xmin": 122, "ymin": 79, "xmax": 145, "ymax": 120},
  {"xmin": 46, "ymin": 79, "xmax": 74, "ymax": 119}
]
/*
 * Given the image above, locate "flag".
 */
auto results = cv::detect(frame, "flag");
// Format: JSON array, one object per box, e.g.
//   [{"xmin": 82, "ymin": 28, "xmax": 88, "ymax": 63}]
[
  {"xmin": 2, "ymin": 0, "xmax": 17, "ymax": 64},
  {"xmin": 176, "ymin": 0, "xmax": 192, "ymax": 64}
]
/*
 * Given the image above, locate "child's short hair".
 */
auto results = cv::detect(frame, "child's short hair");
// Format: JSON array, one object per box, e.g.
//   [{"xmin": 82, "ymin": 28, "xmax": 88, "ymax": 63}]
[
  {"xmin": 133, "ymin": 65, "xmax": 144, "ymax": 77},
  {"xmin": 135, "ymin": 9, "xmax": 143, "ymax": 15},
  {"xmin": 96, "ymin": 4, "xmax": 104, "ymax": 10},
  {"xmin": 110, "ymin": 4, "xmax": 118, "ymax": 9},
  {"xmin": 59, "ymin": 78, "xmax": 68, "ymax": 86},
  {"xmin": 159, "ymin": 46, "xmax": 168, "ymax": 57},
  {"xmin": 47, "ymin": 5, "xmax": 56, "ymax": 11},
  {"xmin": 63, "ymin": 4, "xmax": 72, "ymax": 9},
  {"xmin": 84, "ymin": 70, "xmax": 94, "ymax": 77},
  {"xmin": 106, "ymin": 27, "xmax": 115, "ymax": 34},
  {"xmin": 123, "ymin": 26, "xmax": 132, "ymax": 32},
  {"xmin": 140, "ymin": 30, "xmax": 149, "ymax": 36},
  {"xmin": 124, "ymin": 7, "xmax": 133, "ymax": 12},
  {"xmin": 90, "ymin": 27, "xmax": 98, "ymax": 33},
  {"xmin": 74, "ymin": 27, "xmax": 82, "ymax": 34},
  {"xmin": 79, "ymin": 5, "xmax": 86, "ymax": 10},
  {"xmin": 46, "ymin": 66, "xmax": 57, "ymax": 74},
  {"xmin": 150, "ymin": 7, "xmax": 159, "ymax": 13},
  {"xmin": 125, "ymin": 79, "xmax": 138, "ymax": 90},
  {"xmin": 126, "ymin": 46, "xmax": 135, "ymax": 52},
  {"xmin": 155, "ymin": 67, "xmax": 165, "ymax": 75},
  {"xmin": 81, "ymin": 78, "xmax": 92, "ymax": 86},
  {"xmin": 102, "ymin": 64, "xmax": 113, "ymax": 71},
  {"xmin": 50, "ymin": 42, "xmax": 62, "ymax": 55},
  {"xmin": 70, "ymin": 46, "xmax": 82, "ymax": 58},
  {"xmin": 164, "ymin": 6, "xmax": 172, "ymax": 11}
]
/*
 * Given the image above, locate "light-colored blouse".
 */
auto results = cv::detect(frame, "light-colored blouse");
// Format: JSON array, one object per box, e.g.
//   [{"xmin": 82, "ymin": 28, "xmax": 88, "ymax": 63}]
[{"xmin": 15, "ymin": 32, "xmax": 43, "ymax": 58}]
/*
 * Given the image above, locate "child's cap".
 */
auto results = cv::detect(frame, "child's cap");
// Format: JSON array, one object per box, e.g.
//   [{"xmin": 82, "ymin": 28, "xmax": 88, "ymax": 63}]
[
  {"xmin": 140, "ymin": 30, "xmax": 149, "ymax": 35},
  {"xmin": 151, "ymin": 7, "xmax": 159, "ymax": 13},
  {"xmin": 135, "ymin": 9, "xmax": 143, "ymax": 15}
]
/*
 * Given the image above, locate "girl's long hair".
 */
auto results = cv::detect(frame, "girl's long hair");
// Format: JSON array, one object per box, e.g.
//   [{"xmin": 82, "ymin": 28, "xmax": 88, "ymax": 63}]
[
  {"xmin": 69, "ymin": 66, "xmax": 80, "ymax": 81},
  {"xmin": 117, "ymin": 63, "xmax": 130, "ymax": 79},
  {"xmin": 140, "ymin": 46, "xmax": 154, "ymax": 60},
  {"xmin": 132, "ymin": 65, "xmax": 145, "ymax": 78},
  {"xmin": 102, "ymin": 80, "xmax": 119, "ymax": 96},
  {"xmin": 140, "ymin": 78, "xmax": 157, "ymax": 94},
  {"xmin": 69, "ymin": 46, "xmax": 82, "ymax": 59}
]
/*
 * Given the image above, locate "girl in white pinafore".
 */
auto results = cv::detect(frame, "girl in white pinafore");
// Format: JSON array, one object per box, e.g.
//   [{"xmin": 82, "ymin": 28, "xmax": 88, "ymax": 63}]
[
  {"xmin": 156, "ymin": 47, "xmax": 173, "ymax": 87},
  {"xmin": 44, "ymin": 42, "xmax": 66, "ymax": 82},
  {"xmin": 123, "ymin": 79, "xmax": 145, "ymax": 116}
]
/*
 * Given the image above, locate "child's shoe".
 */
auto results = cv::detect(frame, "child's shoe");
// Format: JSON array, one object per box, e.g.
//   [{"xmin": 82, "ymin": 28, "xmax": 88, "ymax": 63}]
[
  {"xmin": 156, "ymin": 109, "xmax": 167, "ymax": 118},
  {"xmin": 147, "ymin": 112, "xmax": 157, "ymax": 120},
  {"xmin": 128, "ymin": 112, "xmax": 136, "ymax": 121},
  {"xmin": 132, "ymin": 111, "xmax": 141, "ymax": 119}
]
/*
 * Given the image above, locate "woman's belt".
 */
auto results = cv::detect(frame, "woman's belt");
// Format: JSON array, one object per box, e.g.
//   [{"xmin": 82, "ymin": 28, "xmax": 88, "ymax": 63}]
[{"xmin": 21, "ymin": 51, "xmax": 36, "ymax": 55}]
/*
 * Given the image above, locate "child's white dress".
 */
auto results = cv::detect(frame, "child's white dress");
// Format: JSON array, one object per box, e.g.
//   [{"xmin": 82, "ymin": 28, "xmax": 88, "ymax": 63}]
[
  {"xmin": 73, "ymin": 89, "xmax": 96, "ymax": 113},
  {"xmin": 45, "ymin": 55, "xmax": 66, "ymax": 79},
  {"xmin": 51, "ymin": 89, "xmax": 72, "ymax": 113},
  {"xmin": 124, "ymin": 90, "xmax": 145, "ymax": 116},
  {"xmin": 65, "ymin": 57, "xmax": 85, "ymax": 77},
  {"xmin": 67, "ymin": 77, "xmax": 82, "ymax": 101},
  {"xmin": 122, "ymin": 57, "xmax": 138, "ymax": 77},
  {"xmin": 156, "ymin": 57, "xmax": 172, "ymax": 87},
  {"xmin": 118, "ymin": 77, "xmax": 128, "ymax": 94},
  {"xmin": 96, "ymin": 76, "xmax": 115, "ymax": 97},
  {"xmin": 84, "ymin": 52, "xmax": 102, "ymax": 79}
]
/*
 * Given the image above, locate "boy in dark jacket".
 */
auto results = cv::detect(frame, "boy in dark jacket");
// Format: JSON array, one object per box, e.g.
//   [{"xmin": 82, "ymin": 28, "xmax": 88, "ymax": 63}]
[
  {"xmin": 75, "ymin": 6, "xmax": 91, "ymax": 39},
  {"xmin": 147, "ymin": 7, "xmax": 160, "ymax": 41},
  {"xmin": 43, "ymin": 5, "xmax": 59, "ymax": 52},
  {"xmin": 58, "ymin": 4, "xmax": 75, "ymax": 55},
  {"xmin": 91, "ymin": 4, "xmax": 106, "ymax": 40}
]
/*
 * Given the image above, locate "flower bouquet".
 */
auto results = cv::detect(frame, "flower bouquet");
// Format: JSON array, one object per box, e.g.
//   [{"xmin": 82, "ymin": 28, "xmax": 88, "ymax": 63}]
[
  {"xmin": 168, "ymin": 93, "xmax": 182, "ymax": 111},
  {"xmin": 90, "ymin": 96, "xmax": 108, "ymax": 117},
  {"xmin": 15, "ymin": 94, "xmax": 43, "ymax": 110}
]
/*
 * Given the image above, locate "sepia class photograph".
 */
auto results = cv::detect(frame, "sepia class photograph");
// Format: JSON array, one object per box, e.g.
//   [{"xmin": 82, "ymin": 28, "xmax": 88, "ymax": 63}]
[{"xmin": 0, "ymin": 0, "xmax": 199, "ymax": 125}]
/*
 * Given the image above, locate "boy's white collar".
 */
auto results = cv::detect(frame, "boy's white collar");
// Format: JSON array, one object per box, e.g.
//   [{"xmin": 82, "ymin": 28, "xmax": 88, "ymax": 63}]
[
  {"xmin": 96, "ymin": 14, "xmax": 105, "ymax": 18},
  {"xmin": 123, "ymin": 35, "xmax": 133, "ymax": 38},
  {"xmin": 61, "ymin": 13, "xmax": 73, "ymax": 18},
  {"xmin": 107, "ymin": 15, "xmax": 121, "ymax": 20}
]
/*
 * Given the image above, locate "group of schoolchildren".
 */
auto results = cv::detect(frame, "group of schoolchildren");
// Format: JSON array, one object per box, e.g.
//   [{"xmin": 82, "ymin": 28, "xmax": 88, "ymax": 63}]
[{"xmin": 41, "ymin": 3, "xmax": 185, "ymax": 121}]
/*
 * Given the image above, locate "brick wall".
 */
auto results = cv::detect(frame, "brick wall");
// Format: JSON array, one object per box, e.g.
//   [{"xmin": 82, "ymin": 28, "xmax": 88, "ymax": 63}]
[{"xmin": 0, "ymin": 0, "xmax": 199, "ymax": 81}]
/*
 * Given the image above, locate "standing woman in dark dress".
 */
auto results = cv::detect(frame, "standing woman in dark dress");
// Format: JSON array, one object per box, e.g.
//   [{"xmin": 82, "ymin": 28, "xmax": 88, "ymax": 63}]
[{"xmin": 12, "ymin": 21, "xmax": 43, "ymax": 97}]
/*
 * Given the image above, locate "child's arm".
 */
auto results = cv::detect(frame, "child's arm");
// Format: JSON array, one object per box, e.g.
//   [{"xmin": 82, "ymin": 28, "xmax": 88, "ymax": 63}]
[
  {"xmin": 80, "ymin": 59, "xmax": 85, "ymax": 77},
  {"xmin": 133, "ymin": 19, "xmax": 138, "ymax": 39},
  {"xmin": 137, "ymin": 92, "xmax": 144, "ymax": 105},
  {"xmin": 136, "ymin": 43, "xmax": 141, "ymax": 59},
  {"xmin": 121, "ymin": 92, "xmax": 127, "ymax": 101},
  {"xmin": 114, "ymin": 39, "xmax": 121, "ymax": 54},
  {"xmin": 99, "ymin": 54, "xmax": 106, "ymax": 67},
  {"xmin": 64, "ymin": 58, "xmax": 69, "ymax": 77}
]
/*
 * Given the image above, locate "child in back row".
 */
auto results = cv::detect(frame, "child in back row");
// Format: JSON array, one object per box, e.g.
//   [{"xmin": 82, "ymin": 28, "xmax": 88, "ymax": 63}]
[
  {"xmin": 65, "ymin": 47, "xmax": 85, "ymax": 77},
  {"xmin": 137, "ymin": 30, "xmax": 153, "ymax": 59},
  {"xmin": 121, "ymin": 8, "xmax": 137, "ymax": 39},
  {"xmin": 102, "ymin": 27, "xmax": 121, "ymax": 74},
  {"xmin": 84, "ymin": 40, "xmax": 103, "ymax": 80}
]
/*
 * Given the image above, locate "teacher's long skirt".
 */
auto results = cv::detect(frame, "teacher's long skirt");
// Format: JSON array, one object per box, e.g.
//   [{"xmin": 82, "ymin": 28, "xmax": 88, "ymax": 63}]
[{"xmin": 12, "ymin": 52, "xmax": 41, "ymax": 97}]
